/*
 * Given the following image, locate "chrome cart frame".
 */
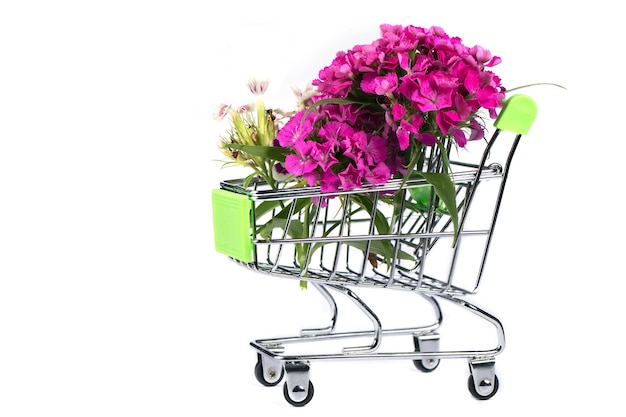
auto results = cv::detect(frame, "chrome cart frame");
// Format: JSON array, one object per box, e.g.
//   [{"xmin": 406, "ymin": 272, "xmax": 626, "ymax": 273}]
[{"xmin": 211, "ymin": 94, "xmax": 537, "ymax": 406}]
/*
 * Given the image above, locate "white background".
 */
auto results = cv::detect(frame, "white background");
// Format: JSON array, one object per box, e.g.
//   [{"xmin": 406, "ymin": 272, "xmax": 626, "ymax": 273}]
[{"xmin": 1, "ymin": 1, "xmax": 623, "ymax": 415}]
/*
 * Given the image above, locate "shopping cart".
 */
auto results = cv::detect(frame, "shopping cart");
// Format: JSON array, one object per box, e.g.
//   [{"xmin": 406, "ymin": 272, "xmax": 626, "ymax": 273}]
[{"xmin": 211, "ymin": 94, "xmax": 537, "ymax": 406}]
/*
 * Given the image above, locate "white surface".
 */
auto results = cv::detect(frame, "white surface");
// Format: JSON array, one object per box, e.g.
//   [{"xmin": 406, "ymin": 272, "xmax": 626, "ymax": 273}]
[{"xmin": 1, "ymin": 1, "xmax": 622, "ymax": 415}]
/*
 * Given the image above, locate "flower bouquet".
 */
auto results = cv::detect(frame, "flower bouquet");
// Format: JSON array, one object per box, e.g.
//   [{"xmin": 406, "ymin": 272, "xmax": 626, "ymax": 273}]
[{"xmin": 212, "ymin": 24, "xmax": 540, "ymax": 290}]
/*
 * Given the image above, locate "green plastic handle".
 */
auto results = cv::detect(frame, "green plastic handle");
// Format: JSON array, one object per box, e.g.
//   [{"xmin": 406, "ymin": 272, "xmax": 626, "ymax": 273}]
[
  {"xmin": 212, "ymin": 189, "xmax": 254, "ymax": 263},
  {"xmin": 494, "ymin": 94, "xmax": 538, "ymax": 135}
]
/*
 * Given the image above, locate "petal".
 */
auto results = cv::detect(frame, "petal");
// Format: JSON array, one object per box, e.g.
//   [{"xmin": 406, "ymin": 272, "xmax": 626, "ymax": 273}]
[
  {"xmin": 416, "ymin": 132, "xmax": 437, "ymax": 146},
  {"xmin": 396, "ymin": 126, "xmax": 410, "ymax": 150},
  {"xmin": 284, "ymin": 154, "xmax": 305, "ymax": 176}
]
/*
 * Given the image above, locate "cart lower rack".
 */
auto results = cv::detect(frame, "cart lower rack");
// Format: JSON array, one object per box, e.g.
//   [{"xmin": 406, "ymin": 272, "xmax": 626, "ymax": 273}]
[{"xmin": 212, "ymin": 94, "xmax": 537, "ymax": 406}]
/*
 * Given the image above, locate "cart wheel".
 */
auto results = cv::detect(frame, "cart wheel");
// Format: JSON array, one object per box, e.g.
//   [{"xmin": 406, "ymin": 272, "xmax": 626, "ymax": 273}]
[
  {"xmin": 283, "ymin": 380, "xmax": 314, "ymax": 407},
  {"xmin": 413, "ymin": 357, "xmax": 440, "ymax": 372},
  {"xmin": 467, "ymin": 374, "xmax": 499, "ymax": 400},
  {"xmin": 412, "ymin": 333, "xmax": 440, "ymax": 372},
  {"xmin": 254, "ymin": 354, "xmax": 284, "ymax": 387}
]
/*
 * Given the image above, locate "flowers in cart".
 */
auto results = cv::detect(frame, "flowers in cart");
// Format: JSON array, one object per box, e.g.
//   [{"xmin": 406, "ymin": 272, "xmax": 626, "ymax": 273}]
[
  {"xmin": 213, "ymin": 24, "xmax": 536, "ymax": 280},
  {"xmin": 210, "ymin": 23, "xmax": 566, "ymax": 407}
]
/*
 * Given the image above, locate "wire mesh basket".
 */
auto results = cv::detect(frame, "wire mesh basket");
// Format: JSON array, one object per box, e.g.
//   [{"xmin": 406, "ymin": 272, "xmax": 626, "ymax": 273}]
[{"xmin": 212, "ymin": 94, "xmax": 538, "ymax": 405}]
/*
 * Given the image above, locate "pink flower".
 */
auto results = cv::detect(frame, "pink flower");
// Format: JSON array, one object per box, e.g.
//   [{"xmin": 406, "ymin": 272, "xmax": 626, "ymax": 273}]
[
  {"xmin": 468, "ymin": 120, "xmax": 485, "ymax": 142},
  {"xmin": 415, "ymin": 132, "xmax": 437, "ymax": 146},
  {"xmin": 284, "ymin": 140, "xmax": 318, "ymax": 176},
  {"xmin": 410, "ymin": 72, "xmax": 456, "ymax": 112},
  {"xmin": 342, "ymin": 130, "xmax": 388, "ymax": 166},
  {"xmin": 338, "ymin": 164, "xmax": 362, "ymax": 190},
  {"xmin": 361, "ymin": 72, "xmax": 398, "ymax": 95},
  {"xmin": 435, "ymin": 94, "xmax": 470, "ymax": 134},
  {"xmin": 397, "ymin": 114, "xmax": 424, "ymax": 150},
  {"xmin": 469, "ymin": 45, "xmax": 501, "ymax": 67},
  {"xmin": 310, "ymin": 141, "xmax": 339, "ymax": 171},
  {"xmin": 449, "ymin": 127, "xmax": 467, "ymax": 147},
  {"xmin": 364, "ymin": 134, "xmax": 387, "ymax": 165},
  {"xmin": 462, "ymin": 67, "xmax": 482, "ymax": 94},
  {"xmin": 319, "ymin": 169, "xmax": 341, "ymax": 193},
  {"xmin": 396, "ymin": 128, "xmax": 411, "ymax": 150},
  {"xmin": 276, "ymin": 109, "xmax": 315, "ymax": 147},
  {"xmin": 391, "ymin": 102, "xmax": 406, "ymax": 121},
  {"xmin": 313, "ymin": 52, "xmax": 356, "ymax": 98},
  {"xmin": 303, "ymin": 170, "xmax": 320, "ymax": 187},
  {"xmin": 476, "ymin": 85, "xmax": 502, "ymax": 109},
  {"xmin": 364, "ymin": 162, "xmax": 391, "ymax": 185},
  {"xmin": 273, "ymin": 23, "xmax": 505, "ymax": 191}
]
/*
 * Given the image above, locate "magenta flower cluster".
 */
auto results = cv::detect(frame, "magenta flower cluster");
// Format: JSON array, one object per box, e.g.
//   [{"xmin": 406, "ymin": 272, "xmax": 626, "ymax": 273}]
[{"xmin": 276, "ymin": 24, "xmax": 505, "ymax": 192}]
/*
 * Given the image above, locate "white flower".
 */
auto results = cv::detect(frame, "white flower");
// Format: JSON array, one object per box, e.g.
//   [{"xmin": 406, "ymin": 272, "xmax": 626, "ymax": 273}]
[
  {"xmin": 247, "ymin": 78, "xmax": 270, "ymax": 96},
  {"xmin": 291, "ymin": 82, "xmax": 319, "ymax": 109},
  {"xmin": 235, "ymin": 102, "xmax": 255, "ymax": 114},
  {"xmin": 213, "ymin": 103, "xmax": 232, "ymax": 121}
]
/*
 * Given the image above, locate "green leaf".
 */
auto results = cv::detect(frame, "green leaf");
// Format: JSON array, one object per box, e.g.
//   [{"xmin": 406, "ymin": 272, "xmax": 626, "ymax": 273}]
[
  {"xmin": 242, "ymin": 172, "xmax": 257, "ymax": 188},
  {"xmin": 351, "ymin": 194, "xmax": 390, "ymax": 235},
  {"xmin": 349, "ymin": 194, "xmax": 406, "ymax": 264},
  {"xmin": 346, "ymin": 240, "xmax": 415, "ymax": 262},
  {"xmin": 302, "ymin": 97, "xmax": 362, "ymax": 122},
  {"xmin": 258, "ymin": 217, "xmax": 304, "ymax": 240},
  {"xmin": 421, "ymin": 172, "xmax": 459, "ymax": 246},
  {"xmin": 230, "ymin": 112, "xmax": 253, "ymax": 146},
  {"xmin": 256, "ymin": 198, "xmax": 311, "ymax": 239},
  {"xmin": 255, "ymin": 200, "xmax": 284, "ymax": 218},
  {"xmin": 224, "ymin": 143, "xmax": 289, "ymax": 162}
]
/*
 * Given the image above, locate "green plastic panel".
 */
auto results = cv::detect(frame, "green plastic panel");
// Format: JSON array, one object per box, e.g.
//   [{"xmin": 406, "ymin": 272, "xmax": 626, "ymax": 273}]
[
  {"xmin": 211, "ymin": 189, "xmax": 254, "ymax": 263},
  {"xmin": 408, "ymin": 186, "xmax": 445, "ymax": 213},
  {"xmin": 494, "ymin": 94, "xmax": 538, "ymax": 135}
]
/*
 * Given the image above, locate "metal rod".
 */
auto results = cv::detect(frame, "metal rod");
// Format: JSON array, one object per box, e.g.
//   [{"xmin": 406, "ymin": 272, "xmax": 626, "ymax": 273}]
[
  {"xmin": 299, "ymin": 283, "xmax": 338, "ymax": 336},
  {"xmin": 474, "ymin": 134, "xmax": 522, "ymax": 292},
  {"xmin": 326, "ymin": 284, "xmax": 382, "ymax": 354}
]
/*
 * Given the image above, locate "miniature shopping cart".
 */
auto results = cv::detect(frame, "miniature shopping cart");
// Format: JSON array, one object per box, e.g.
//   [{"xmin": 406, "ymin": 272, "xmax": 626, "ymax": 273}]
[{"xmin": 211, "ymin": 94, "xmax": 537, "ymax": 406}]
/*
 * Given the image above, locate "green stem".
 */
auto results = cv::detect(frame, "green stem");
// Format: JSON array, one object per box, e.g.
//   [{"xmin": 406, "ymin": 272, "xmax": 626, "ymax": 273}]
[{"xmin": 506, "ymin": 82, "xmax": 567, "ymax": 93}]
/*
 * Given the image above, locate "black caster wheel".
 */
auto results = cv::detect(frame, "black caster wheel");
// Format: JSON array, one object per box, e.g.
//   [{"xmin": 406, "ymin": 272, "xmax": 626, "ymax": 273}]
[
  {"xmin": 413, "ymin": 357, "xmax": 440, "ymax": 372},
  {"xmin": 283, "ymin": 380, "xmax": 314, "ymax": 407},
  {"xmin": 412, "ymin": 334, "xmax": 440, "ymax": 372},
  {"xmin": 468, "ymin": 374, "xmax": 499, "ymax": 400},
  {"xmin": 254, "ymin": 354, "xmax": 284, "ymax": 387}
]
